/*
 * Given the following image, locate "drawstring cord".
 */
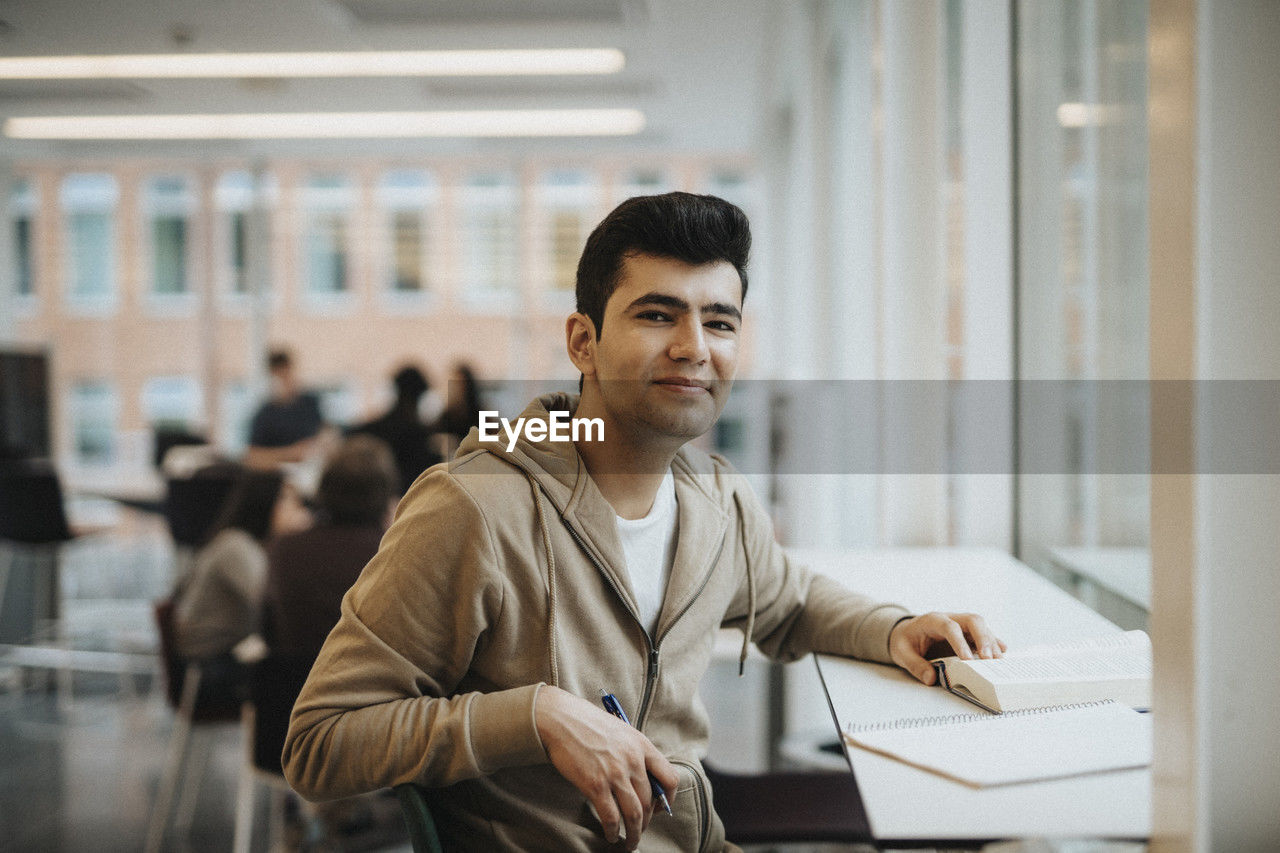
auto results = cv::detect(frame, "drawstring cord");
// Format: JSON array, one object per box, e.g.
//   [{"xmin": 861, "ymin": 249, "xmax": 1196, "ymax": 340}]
[
  {"xmin": 734, "ymin": 494, "xmax": 754, "ymax": 677},
  {"xmin": 529, "ymin": 475, "xmax": 559, "ymax": 686}
]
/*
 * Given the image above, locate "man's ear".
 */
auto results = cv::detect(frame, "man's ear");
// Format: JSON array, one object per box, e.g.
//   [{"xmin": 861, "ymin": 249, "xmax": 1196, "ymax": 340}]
[{"xmin": 565, "ymin": 313, "xmax": 598, "ymax": 376}]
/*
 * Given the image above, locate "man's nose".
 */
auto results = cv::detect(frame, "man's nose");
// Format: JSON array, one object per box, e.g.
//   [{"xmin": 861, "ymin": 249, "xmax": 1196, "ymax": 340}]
[{"xmin": 669, "ymin": 318, "xmax": 709, "ymax": 362}]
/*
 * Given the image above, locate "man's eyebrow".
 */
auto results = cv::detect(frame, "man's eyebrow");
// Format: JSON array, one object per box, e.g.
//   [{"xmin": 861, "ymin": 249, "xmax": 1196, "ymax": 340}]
[{"xmin": 626, "ymin": 292, "xmax": 742, "ymax": 321}]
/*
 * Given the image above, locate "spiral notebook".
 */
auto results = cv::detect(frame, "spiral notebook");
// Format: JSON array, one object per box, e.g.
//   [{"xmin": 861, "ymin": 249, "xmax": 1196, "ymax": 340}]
[{"xmin": 842, "ymin": 700, "xmax": 1151, "ymax": 788}]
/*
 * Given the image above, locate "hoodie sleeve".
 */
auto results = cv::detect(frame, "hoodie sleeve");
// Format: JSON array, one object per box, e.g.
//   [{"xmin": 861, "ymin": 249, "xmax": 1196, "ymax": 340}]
[
  {"xmin": 282, "ymin": 471, "xmax": 548, "ymax": 801},
  {"xmin": 719, "ymin": 475, "xmax": 912, "ymax": 665}
]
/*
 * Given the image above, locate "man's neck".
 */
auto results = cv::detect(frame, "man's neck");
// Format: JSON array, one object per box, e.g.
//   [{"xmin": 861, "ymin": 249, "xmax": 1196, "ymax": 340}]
[{"xmin": 573, "ymin": 397, "xmax": 680, "ymax": 521}]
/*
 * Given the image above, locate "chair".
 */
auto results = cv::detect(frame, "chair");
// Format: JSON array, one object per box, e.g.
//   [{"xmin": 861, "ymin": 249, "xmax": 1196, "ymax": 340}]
[
  {"xmin": 232, "ymin": 653, "xmax": 317, "ymax": 853},
  {"xmin": 394, "ymin": 783, "xmax": 445, "ymax": 853},
  {"xmin": 704, "ymin": 762, "xmax": 872, "ymax": 845},
  {"xmin": 144, "ymin": 599, "xmax": 241, "ymax": 853}
]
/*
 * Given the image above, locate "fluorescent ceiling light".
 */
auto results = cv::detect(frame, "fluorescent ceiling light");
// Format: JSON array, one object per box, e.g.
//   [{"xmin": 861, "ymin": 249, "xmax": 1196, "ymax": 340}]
[
  {"xmin": 4, "ymin": 109, "xmax": 646, "ymax": 139},
  {"xmin": 0, "ymin": 49, "xmax": 625, "ymax": 79}
]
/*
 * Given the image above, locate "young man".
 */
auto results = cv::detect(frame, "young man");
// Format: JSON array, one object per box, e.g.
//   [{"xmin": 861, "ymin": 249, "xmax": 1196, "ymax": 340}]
[
  {"xmin": 244, "ymin": 348, "xmax": 327, "ymax": 469},
  {"xmin": 283, "ymin": 193, "xmax": 1004, "ymax": 852}
]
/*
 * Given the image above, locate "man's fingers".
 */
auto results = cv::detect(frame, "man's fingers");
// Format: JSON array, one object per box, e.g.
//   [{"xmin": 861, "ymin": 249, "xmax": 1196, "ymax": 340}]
[
  {"xmin": 591, "ymin": 780, "xmax": 622, "ymax": 844},
  {"xmin": 942, "ymin": 619, "xmax": 973, "ymax": 659},
  {"xmin": 614, "ymin": 780, "xmax": 645, "ymax": 850}
]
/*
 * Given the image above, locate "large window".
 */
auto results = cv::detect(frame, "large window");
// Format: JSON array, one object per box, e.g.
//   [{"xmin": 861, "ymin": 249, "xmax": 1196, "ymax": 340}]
[
  {"xmin": 301, "ymin": 173, "xmax": 354, "ymax": 302},
  {"xmin": 60, "ymin": 173, "xmax": 118, "ymax": 310},
  {"xmin": 377, "ymin": 170, "xmax": 438, "ymax": 303},
  {"xmin": 68, "ymin": 381, "xmax": 117, "ymax": 466},
  {"xmin": 145, "ymin": 174, "xmax": 194, "ymax": 302},
  {"xmin": 460, "ymin": 171, "xmax": 518, "ymax": 301},
  {"xmin": 220, "ymin": 381, "xmax": 255, "ymax": 456},
  {"xmin": 537, "ymin": 169, "xmax": 598, "ymax": 294},
  {"xmin": 1016, "ymin": 0, "xmax": 1150, "ymax": 629}
]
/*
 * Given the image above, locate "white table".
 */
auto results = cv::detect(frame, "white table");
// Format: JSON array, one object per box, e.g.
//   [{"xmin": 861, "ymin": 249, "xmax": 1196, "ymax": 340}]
[{"xmin": 794, "ymin": 547, "xmax": 1150, "ymax": 845}]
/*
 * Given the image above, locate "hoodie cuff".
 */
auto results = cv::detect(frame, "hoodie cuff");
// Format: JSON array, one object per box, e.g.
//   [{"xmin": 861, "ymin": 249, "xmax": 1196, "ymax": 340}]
[
  {"xmin": 467, "ymin": 683, "xmax": 549, "ymax": 774},
  {"xmin": 852, "ymin": 604, "xmax": 914, "ymax": 664}
]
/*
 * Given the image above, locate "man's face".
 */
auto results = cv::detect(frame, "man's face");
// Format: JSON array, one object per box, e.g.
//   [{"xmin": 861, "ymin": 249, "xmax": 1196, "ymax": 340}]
[{"xmin": 579, "ymin": 253, "xmax": 742, "ymax": 445}]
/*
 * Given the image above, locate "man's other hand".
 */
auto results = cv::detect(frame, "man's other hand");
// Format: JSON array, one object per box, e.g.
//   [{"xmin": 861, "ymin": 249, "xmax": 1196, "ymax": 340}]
[
  {"xmin": 534, "ymin": 686, "xmax": 678, "ymax": 850},
  {"xmin": 888, "ymin": 612, "xmax": 1007, "ymax": 685}
]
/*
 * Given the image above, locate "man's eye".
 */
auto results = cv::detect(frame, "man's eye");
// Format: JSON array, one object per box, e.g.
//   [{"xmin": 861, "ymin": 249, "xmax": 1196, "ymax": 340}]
[
  {"xmin": 637, "ymin": 311, "xmax": 672, "ymax": 322},
  {"xmin": 706, "ymin": 321, "xmax": 737, "ymax": 333}
]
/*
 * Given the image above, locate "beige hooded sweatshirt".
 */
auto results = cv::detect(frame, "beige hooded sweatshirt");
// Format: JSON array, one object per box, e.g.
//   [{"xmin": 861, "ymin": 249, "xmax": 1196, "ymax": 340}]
[{"xmin": 283, "ymin": 392, "xmax": 910, "ymax": 851}]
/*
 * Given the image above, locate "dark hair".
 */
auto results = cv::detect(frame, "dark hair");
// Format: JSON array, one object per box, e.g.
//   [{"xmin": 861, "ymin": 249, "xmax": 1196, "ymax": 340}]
[
  {"xmin": 318, "ymin": 436, "xmax": 398, "ymax": 526},
  {"xmin": 208, "ymin": 468, "xmax": 286, "ymax": 544},
  {"xmin": 267, "ymin": 348, "xmax": 293, "ymax": 372},
  {"xmin": 575, "ymin": 192, "xmax": 751, "ymax": 338},
  {"xmin": 392, "ymin": 365, "xmax": 429, "ymax": 404}
]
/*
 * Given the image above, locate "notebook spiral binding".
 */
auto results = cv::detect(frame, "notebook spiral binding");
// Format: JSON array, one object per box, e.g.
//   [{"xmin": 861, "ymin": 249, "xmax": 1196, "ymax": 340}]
[{"xmin": 845, "ymin": 699, "xmax": 1119, "ymax": 733}]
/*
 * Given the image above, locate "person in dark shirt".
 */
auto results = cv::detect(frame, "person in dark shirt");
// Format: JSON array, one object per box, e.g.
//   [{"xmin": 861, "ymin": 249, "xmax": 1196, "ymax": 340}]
[
  {"xmin": 349, "ymin": 365, "xmax": 442, "ymax": 495},
  {"xmin": 245, "ymin": 348, "xmax": 326, "ymax": 469},
  {"xmin": 264, "ymin": 435, "xmax": 397, "ymax": 664}
]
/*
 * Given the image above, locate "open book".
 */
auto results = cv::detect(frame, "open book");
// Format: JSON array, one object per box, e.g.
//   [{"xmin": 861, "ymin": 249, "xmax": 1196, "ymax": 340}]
[{"xmin": 931, "ymin": 630, "xmax": 1151, "ymax": 714}]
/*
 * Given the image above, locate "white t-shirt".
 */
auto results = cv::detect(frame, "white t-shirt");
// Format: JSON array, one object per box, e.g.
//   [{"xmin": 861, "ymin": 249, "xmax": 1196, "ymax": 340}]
[{"xmin": 615, "ymin": 470, "xmax": 679, "ymax": 636}]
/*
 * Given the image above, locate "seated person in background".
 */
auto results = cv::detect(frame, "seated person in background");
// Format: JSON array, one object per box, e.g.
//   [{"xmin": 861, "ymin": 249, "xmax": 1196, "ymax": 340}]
[
  {"xmin": 265, "ymin": 435, "xmax": 398, "ymax": 666},
  {"xmin": 172, "ymin": 468, "xmax": 311, "ymax": 711},
  {"xmin": 432, "ymin": 361, "xmax": 483, "ymax": 454},
  {"xmin": 245, "ymin": 348, "xmax": 329, "ymax": 469},
  {"xmin": 348, "ymin": 365, "xmax": 442, "ymax": 496}
]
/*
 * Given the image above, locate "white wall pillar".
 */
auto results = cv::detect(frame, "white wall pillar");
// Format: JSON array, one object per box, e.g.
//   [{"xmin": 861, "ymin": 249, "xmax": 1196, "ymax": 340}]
[{"xmin": 1149, "ymin": 1, "xmax": 1280, "ymax": 850}]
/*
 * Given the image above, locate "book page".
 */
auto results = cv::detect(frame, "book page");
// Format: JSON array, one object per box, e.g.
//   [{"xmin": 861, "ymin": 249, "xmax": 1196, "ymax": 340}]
[
  {"xmin": 844, "ymin": 701, "xmax": 1151, "ymax": 788},
  {"xmin": 1014, "ymin": 629, "xmax": 1150, "ymax": 658},
  {"xmin": 964, "ymin": 646, "xmax": 1151, "ymax": 684}
]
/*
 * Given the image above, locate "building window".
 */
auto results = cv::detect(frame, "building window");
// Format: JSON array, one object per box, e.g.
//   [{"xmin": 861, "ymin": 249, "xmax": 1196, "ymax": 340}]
[
  {"xmin": 377, "ymin": 170, "xmax": 438, "ymax": 299},
  {"xmin": 145, "ymin": 174, "xmax": 194, "ymax": 300},
  {"xmin": 141, "ymin": 376, "xmax": 203, "ymax": 432},
  {"xmin": 317, "ymin": 381, "xmax": 360, "ymax": 426},
  {"xmin": 302, "ymin": 173, "xmax": 354, "ymax": 299},
  {"xmin": 216, "ymin": 171, "xmax": 255, "ymax": 298},
  {"xmin": 61, "ymin": 173, "xmax": 118, "ymax": 309},
  {"xmin": 221, "ymin": 381, "xmax": 254, "ymax": 456},
  {"xmin": 703, "ymin": 168, "xmax": 754, "ymax": 215},
  {"xmin": 11, "ymin": 178, "xmax": 37, "ymax": 301},
  {"xmin": 615, "ymin": 167, "xmax": 673, "ymax": 204},
  {"xmin": 69, "ymin": 381, "xmax": 117, "ymax": 466},
  {"xmin": 460, "ymin": 171, "xmax": 518, "ymax": 300},
  {"xmin": 538, "ymin": 169, "xmax": 598, "ymax": 293}
]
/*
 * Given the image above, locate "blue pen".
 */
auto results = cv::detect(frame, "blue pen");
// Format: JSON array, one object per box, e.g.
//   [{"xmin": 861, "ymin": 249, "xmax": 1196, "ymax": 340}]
[{"xmin": 599, "ymin": 689, "xmax": 673, "ymax": 816}]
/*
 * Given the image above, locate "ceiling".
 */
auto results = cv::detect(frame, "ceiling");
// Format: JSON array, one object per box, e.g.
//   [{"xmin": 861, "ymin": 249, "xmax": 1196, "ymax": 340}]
[{"xmin": 0, "ymin": 0, "xmax": 772, "ymax": 160}]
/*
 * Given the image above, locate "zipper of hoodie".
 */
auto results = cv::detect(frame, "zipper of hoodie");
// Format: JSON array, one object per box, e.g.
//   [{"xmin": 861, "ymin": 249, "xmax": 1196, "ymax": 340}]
[
  {"xmin": 559, "ymin": 509, "xmax": 727, "ymax": 732},
  {"xmin": 637, "ymin": 531, "xmax": 727, "ymax": 730},
  {"xmin": 559, "ymin": 520, "xmax": 657, "ymax": 695}
]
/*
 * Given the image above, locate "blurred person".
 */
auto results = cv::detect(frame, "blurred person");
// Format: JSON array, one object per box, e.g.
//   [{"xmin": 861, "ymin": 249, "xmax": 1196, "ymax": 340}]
[
  {"xmin": 264, "ymin": 435, "xmax": 397, "ymax": 666},
  {"xmin": 434, "ymin": 362, "xmax": 483, "ymax": 451},
  {"xmin": 245, "ymin": 348, "xmax": 328, "ymax": 469},
  {"xmin": 172, "ymin": 467, "xmax": 311, "ymax": 712},
  {"xmin": 349, "ymin": 365, "xmax": 442, "ymax": 495}
]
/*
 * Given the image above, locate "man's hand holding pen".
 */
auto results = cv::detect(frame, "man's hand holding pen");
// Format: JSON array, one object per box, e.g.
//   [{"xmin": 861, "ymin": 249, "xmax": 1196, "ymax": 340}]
[{"xmin": 535, "ymin": 685, "xmax": 678, "ymax": 849}]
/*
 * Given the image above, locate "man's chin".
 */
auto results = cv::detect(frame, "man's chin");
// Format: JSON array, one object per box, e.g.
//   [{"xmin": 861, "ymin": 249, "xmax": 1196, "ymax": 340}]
[{"xmin": 638, "ymin": 400, "xmax": 720, "ymax": 441}]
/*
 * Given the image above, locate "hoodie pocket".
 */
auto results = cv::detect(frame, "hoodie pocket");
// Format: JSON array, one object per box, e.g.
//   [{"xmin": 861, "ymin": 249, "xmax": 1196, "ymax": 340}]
[{"xmin": 670, "ymin": 759, "xmax": 712, "ymax": 853}]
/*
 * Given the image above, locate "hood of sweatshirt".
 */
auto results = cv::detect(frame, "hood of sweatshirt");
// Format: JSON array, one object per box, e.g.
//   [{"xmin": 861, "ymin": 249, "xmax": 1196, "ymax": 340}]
[{"xmin": 454, "ymin": 391, "xmax": 734, "ymax": 647}]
